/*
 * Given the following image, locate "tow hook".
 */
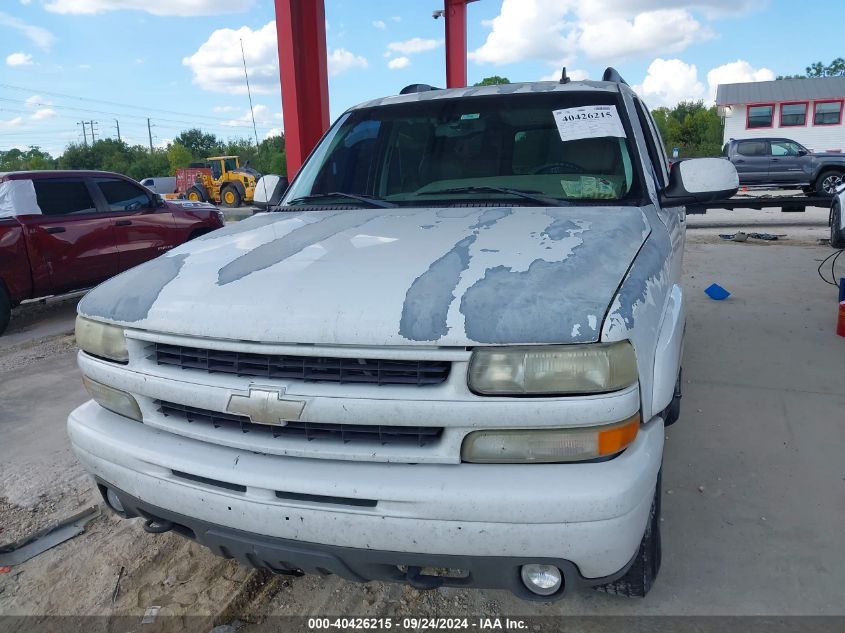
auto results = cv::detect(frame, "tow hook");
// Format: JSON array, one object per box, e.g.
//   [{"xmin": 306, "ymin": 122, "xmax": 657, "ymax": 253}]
[
  {"xmin": 405, "ymin": 566, "xmax": 444, "ymax": 590},
  {"xmin": 143, "ymin": 518, "xmax": 174, "ymax": 534}
]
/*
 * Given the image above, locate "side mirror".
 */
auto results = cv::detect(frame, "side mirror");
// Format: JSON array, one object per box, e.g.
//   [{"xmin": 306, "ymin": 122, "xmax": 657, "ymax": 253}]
[
  {"xmin": 660, "ymin": 157, "xmax": 738, "ymax": 206},
  {"xmin": 798, "ymin": 149, "xmax": 808, "ymax": 156}
]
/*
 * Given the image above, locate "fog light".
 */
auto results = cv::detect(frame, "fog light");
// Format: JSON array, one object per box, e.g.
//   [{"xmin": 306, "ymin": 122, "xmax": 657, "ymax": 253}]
[
  {"xmin": 105, "ymin": 488, "xmax": 125, "ymax": 515},
  {"xmin": 521, "ymin": 564, "xmax": 563, "ymax": 596}
]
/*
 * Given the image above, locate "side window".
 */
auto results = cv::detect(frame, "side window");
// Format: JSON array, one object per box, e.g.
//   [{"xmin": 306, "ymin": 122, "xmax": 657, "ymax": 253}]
[
  {"xmin": 736, "ymin": 141, "xmax": 767, "ymax": 156},
  {"xmin": 771, "ymin": 141, "xmax": 801, "ymax": 156},
  {"xmin": 633, "ymin": 99, "xmax": 667, "ymax": 188},
  {"xmin": 33, "ymin": 178, "xmax": 98, "ymax": 216},
  {"xmin": 95, "ymin": 178, "xmax": 154, "ymax": 212}
]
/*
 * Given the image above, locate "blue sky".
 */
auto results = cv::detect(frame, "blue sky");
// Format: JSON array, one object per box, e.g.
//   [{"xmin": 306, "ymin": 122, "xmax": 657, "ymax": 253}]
[{"xmin": 2, "ymin": 0, "xmax": 844, "ymax": 156}]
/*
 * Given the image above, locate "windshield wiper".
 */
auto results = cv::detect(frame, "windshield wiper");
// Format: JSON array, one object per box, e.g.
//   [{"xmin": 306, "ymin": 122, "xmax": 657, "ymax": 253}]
[
  {"xmin": 417, "ymin": 186, "xmax": 571, "ymax": 207},
  {"xmin": 286, "ymin": 192, "xmax": 396, "ymax": 209}
]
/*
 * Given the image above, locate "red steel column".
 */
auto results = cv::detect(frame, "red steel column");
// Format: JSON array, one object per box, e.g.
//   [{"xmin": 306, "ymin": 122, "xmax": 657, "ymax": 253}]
[
  {"xmin": 444, "ymin": 0, "xmax": 468, "ymax": 88},
  {"xmin": 275, "ymin": 0, "xmax": 330, "ymax": 179}
]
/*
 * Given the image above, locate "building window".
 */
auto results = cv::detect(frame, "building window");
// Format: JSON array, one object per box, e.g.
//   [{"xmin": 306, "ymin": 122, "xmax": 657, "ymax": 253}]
[
  {"xmin": 780, "ymin": 102, "xmax": 808, "ymax": 126},
  {"xmin": 813, "ymin": 100, "xmax": 843, "ymax": 125},
  {"xmin": 746, "ymin": 104, "xmax": 774, "ymax": 128}
]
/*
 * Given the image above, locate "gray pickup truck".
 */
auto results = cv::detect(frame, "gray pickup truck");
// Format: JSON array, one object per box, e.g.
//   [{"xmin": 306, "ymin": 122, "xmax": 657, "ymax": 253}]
[{"xmin": 722, "ymin": 137, "xmax": 845, "ymax": 195}]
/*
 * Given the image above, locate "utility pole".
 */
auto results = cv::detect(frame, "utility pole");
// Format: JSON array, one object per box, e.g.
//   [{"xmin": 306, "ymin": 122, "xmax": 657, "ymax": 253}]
[
  {"xmin": 78, "ymin": 121, "xmax": 88, "ymax": 146},
  {"xmin": 147, "ymin": 118, "xmax": 154, "ymax": 153},
  {"xmin": 89, "ymin": 120, "xmax": 98, "ymax": 143},
  {"xmin": 114, "ymin": 119, "xmax": 121, "ymax": 142}
]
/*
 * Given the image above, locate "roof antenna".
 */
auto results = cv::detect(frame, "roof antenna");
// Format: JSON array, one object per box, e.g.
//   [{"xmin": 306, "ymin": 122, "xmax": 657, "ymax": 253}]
[
  {"xmin": 559, "ymin": 67, "xmax": 570, "ymax": 84},
  {"xmin": 240, "ymin": 38, "xmax": 269, "ymax": 203}
]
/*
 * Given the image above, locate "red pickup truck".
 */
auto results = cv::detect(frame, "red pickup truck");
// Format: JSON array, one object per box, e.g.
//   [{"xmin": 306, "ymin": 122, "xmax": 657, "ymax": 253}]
[{"xmin": 0, "ymin": 170, "xmax": 225, "ymax": 334}]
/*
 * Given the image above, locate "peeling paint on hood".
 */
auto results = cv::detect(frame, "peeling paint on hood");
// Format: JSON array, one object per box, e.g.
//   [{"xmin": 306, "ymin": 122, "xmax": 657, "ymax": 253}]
[{"xmin": 78, "ymin": 206, "xmax": 650, "ymax": 347}]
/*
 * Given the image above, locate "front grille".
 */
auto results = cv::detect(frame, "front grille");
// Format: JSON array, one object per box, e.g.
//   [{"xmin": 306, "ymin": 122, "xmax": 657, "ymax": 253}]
[
  {"xmin": 152, "ymin": 343, "xmax": 451, "ymax": 387},
  {"xmin": 156, "ymin": 400, "xmax": 443, "ymax": 447}
]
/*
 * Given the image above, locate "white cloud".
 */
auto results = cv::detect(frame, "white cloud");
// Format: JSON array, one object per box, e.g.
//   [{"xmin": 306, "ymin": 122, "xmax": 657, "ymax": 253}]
[
  {"xmin": 387, "ymin": 37, "xmax": 442, "ymax": 55},
  {"xmin": 264, "ymin": 127, "xmax": 282, "ymax": 139},
  {"xmin": 327, "ymin": 48, "xmax": 368, "ymax": 76},
  {"xmin": 31, "ymin": 108, "xmax": 57, "ymax": 121},
  {"xmin": 0, "ymin": 12, "xmax": 54, "ymax": 49},
  {"xmin": 25, "ymin": 95, "xmax": 50, "ymax": 107},
  {"xmin": 0, "ymin": 117, "xmax": 25, "ymax": 129},
  {"xmin": 578, "ymin": 9, "xmax": 710, "ymax": 60},
  {"xmin": 185, "ymin": 23, "xmax": 368, "ymax": 92},
  {"xmin": 470, "ymin": 0, "xmax": 735, "ymax": 67},
  {"xmin": 372, "ymin": 20, "xmax": 386, "ymax": 29},
  {"xmin": 633, "ymin": 58, "xmax": 704, "ymax": 108},
  {"xmin": 633, "ymin": 57, "xmax": 776, "ymax": 108},
  {"xmin": 183, "ymin": 22, "xmax": 280, "ymax": 94},
  {"xmin": 44, "ymin": 0, "xmax": 252, "ymax": 16},
  {"xmin": 706, "ymin": 59, "xmax": 774, "ymax": 101},
  {"xmin": 388, "ymin": 56, "xmax": 411, "ymax": 70},
  {"xmin": 213, "ymin": 105, "xmax": 237, "ymax": 113},
  {"xmin": 6, "ymin": 52, "xmax": 33, "ymax": 67},
  {"xmin": 470, "ymin": 0, "xmax": 576, "ymax": 66},
  {"xmin": 223, "ymin": 104, "xmax": 271, "ymax": 127}
]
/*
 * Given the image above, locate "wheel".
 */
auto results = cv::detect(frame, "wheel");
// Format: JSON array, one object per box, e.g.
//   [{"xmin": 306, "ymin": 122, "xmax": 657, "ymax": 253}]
[
  {"xmin": 220, "ymin": 186, "xmax": 242, "ymax": 208},
  {"xmin": 831, "ymin": 200, "xmax": 845, "ymax": 248},
  {"xmin": 815, "ymin": 170, "xmax": 843, "ymax": 196},
  {"xmin": 0, "ymin": 286, "xmax": 11, "ymax": 336},
  {"xmin": 662, "ymin": 368, "xmax": 682, "ymax": 427},
  {"xmin": 594, "ymin": 471, "xmax": 662, "ymax": 598},
  {"xmin": 186, "ymin": 186, "xmax": 205, "ymax": 202}
]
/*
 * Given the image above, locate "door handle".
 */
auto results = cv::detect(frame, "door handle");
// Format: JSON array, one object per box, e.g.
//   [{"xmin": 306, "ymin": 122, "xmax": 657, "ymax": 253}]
[
  {"xmin": 771, "ymin": 158, "xmax": 780, "ymax": 162},
  {"xmin": 734, "ymin": 159, "xmax": 745, "ymax": 163},
  {"xmin": 115, "ymin": 219, "xmax": 133, "ymax": 226},
  {"xmin": 45, "ymin": 226, "xmax": 66, "ymax": 234}
]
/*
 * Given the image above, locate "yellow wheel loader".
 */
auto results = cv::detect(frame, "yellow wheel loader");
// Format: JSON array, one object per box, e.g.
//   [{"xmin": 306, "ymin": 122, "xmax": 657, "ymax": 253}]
[{"xmin": 178, "ymin": 156, "xmax": 260, "ymax": 208}]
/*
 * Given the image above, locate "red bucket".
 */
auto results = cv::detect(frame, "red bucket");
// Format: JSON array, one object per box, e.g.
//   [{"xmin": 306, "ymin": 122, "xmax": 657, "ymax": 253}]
[{"xmin": 838, "ymin": 301, "xmax": 845, "ymax": 338}]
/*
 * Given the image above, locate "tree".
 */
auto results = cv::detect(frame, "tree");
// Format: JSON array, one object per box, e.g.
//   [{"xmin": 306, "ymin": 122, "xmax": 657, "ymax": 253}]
[
  {"xmin": 778, "ymin": 57, "xmax": 845, "ymax": 80},
  {"xmin": 0, "ymin": 146, "xmax": 55, "ymax": 171},
  {"xmin": 172, "ymin": 128, "xmax": 220, "ymax": 158},
  {"xmin": 650, "ymin": 100, "xmax": 723, "ymax": 158},
  {"xmin": 167, "ymin": 142, "xmax": 193, "ymax": 173},
  {"xmin": 474, "ymin": 75, "xmax": 510, "ymax": 86}
]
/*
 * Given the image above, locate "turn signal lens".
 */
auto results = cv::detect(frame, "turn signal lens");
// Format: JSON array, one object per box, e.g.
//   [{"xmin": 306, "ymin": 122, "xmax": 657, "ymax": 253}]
[{"xmin": 461, "ymin": 413, "xmax": 640, "ymax": 463}]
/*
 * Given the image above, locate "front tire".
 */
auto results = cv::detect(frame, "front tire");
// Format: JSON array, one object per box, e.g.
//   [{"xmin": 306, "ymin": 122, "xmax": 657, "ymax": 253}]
[
  {"xmin": 831, "ymin": 200, "xmax": 845, "ymax": 248},
  {"xmin": 186, "ymin": 186, "xmax": 205, "ymax": 202},
  {"xmin": 594, "ymin": 471, "xmax": 662, "ymax": 598},
  {"xmin": 220, "ymin": 186, "xmax": 241, "ymax": 208},
  {"xmin": 0, "ymin": 286, "xmax": 11, "ymax": 336},
  {"xmin": 815, "ymin": 170, "xmax": 843, "ymax": 196}
]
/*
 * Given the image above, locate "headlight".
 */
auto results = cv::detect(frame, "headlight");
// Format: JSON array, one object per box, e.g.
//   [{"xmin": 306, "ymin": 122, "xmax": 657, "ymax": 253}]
[
  {"xmin": 461, "ymin": 413, "xmax": 640, "ymax": 463},
  {"xmin": 82, "ymin": 376, "xmax": 142, "ymax": 422},
  {"xmin": 468, "ymin": 342, "xmax": 637, "ymax": 396},
  {"xmin": 75, "ymin": 316, "xmax": 128, "ymax": 363}
]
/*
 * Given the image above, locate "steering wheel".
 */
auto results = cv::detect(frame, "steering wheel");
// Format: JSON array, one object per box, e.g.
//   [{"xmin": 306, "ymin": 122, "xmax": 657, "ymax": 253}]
[{"xmin": 531, "ymin": 161, "xmax": 585, "ymax": 175}]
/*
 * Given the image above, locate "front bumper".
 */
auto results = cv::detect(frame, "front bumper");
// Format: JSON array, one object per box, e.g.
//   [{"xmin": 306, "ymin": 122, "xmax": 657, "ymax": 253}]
[{"xmin": 68, "ymin": 401, "xmax": 663, "ymax": 597}]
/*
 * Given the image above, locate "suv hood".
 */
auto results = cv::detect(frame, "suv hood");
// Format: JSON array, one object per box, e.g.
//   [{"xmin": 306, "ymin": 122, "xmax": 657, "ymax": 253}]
[{"xmin": 79, "ymin": 206, "xmax": 651, "ymax": 346}]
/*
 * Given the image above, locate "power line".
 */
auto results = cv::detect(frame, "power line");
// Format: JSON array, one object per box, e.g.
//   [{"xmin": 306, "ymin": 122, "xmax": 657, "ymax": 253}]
[
  {"xmin": 0, "ymin": 82, "xmax": 276, "ymax": 126},
  {"xmin": 0, "ymin": 96, "xmax": 277, "ymax": 131}
]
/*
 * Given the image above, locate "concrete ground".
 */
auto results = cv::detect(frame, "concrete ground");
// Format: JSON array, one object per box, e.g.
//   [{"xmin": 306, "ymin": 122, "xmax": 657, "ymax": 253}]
[{"xmin": 0, "ymin": 205, "xmax": 843, "ymax": 622}]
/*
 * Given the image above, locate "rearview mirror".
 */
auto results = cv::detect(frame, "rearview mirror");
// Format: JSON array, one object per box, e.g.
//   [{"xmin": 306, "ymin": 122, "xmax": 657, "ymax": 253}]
[{"xmin": 660, "ymin": 158, "xmax": 738, "ymax": 206}]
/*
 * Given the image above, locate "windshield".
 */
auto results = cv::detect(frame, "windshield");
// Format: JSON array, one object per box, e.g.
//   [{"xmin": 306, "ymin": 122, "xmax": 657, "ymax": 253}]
[{"xmin": 283, "ymin": 92, "xmax": 642, "ymax": 207}]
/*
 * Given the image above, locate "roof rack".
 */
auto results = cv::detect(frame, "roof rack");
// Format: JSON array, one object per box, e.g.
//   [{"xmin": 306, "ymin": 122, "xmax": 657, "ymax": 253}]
[
  {"xmin": 399, "ymin": 83, "xmax": 442, "ymax": 95},
  {"xmin": 601, "ymin": 67, "xmax": 628, "ymax": 85}
]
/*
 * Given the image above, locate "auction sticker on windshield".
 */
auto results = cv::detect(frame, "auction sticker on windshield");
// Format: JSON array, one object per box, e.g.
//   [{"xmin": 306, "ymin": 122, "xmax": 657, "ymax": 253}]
[{"xmin": 552, "ymin": 105, "xmax": 626, "ymax": 142}]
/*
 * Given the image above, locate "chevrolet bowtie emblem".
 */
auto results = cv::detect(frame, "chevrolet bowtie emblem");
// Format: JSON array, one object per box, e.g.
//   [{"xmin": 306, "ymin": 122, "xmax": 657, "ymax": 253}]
[{"xmin": 226, "ymin": 387, "xmax": 305, "ymax": 426}]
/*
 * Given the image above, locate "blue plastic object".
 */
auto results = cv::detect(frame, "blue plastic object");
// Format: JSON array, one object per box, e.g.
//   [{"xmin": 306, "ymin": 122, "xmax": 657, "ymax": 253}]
[
  {"xmin": 839, "ymin": 278, "xmax": 845, "ymax": 303},
  {"xmin": 704, "ymin": 283, "xmax": 731, "ymax": 300}
]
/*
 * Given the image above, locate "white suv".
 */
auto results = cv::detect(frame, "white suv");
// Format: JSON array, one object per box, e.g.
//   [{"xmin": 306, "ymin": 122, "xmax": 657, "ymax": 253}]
[{"xmin": 68, "ymin": 69, "xmax": 737, "ymax": 600}]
